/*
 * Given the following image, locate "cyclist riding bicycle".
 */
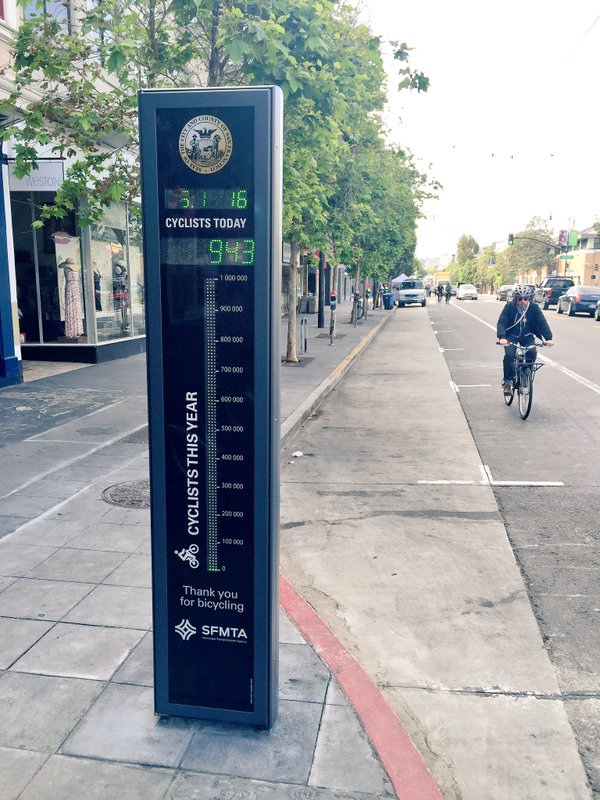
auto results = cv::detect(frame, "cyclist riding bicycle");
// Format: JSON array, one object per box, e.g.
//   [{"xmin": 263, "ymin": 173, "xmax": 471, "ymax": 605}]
[
  {"xmin": 497, "ymin": 284, "xmax": 554, "ymax": 394},
  {"xmin": 444, "ymin": 283, "xmax": 452, "ymax": 303},
  {"xmin": 437, "ymin": 284, "xmax": 444, "ymax": 302}
]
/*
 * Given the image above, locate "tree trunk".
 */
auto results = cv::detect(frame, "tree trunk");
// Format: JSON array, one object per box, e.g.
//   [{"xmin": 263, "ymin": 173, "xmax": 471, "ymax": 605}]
[
  {"xmin": 350, "ymin": 265, "xmax": 361, "ymax": 323},
  {"xmin": 286, "ymin": 241, "xmax": 299, "ymax": 362},
  {"xmin": 317, "ymin": 250, "xmax": 325, "ymax": 328}
]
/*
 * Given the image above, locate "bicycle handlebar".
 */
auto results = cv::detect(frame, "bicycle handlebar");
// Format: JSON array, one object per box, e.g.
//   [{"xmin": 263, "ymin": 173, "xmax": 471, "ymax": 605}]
[{"xmin": 496, "ymin": 340, "xmax": 549, "ymax": 348}]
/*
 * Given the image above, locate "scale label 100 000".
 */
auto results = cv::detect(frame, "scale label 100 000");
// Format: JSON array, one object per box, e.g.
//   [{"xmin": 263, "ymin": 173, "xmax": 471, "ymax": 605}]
[{"xmin": 140, "ymin": 88, "xmax": 282, "ymax": 727}]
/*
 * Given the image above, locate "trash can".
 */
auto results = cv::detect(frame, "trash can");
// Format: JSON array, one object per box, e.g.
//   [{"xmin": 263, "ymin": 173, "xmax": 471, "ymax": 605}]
[{"xmin": 382, "ymin": 292, "xmax": 394, "ymax": 310}]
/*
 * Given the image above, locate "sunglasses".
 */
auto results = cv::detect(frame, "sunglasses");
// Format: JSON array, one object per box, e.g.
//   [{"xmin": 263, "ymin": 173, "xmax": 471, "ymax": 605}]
[{"xmin": 516, "ymin": 297, "xmax": 530, "ymax": 302}]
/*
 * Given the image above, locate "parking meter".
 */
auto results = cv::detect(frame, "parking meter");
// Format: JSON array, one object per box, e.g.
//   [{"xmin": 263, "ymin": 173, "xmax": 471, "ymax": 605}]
[{"xmin": 329, "ymin": 290, "xmax": 337, "ymax": 310}]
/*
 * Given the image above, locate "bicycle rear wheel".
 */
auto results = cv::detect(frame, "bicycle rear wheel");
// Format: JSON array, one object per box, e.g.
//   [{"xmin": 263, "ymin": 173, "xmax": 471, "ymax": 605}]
[{"xmin": 517, "ymin": 367, "xmax": 533, "ymax": 419}]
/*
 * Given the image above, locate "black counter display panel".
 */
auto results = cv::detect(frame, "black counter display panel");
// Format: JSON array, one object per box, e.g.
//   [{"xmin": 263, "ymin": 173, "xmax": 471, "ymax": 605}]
[{"xmin": 139, "ymin": 88, "xmax": 281, "ymax": 727}]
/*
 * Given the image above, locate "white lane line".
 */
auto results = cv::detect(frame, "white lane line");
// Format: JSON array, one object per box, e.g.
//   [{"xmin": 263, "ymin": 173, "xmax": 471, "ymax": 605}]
[
  {"xmin": 435, "ymin": 330, "xmax": 454, "ymax": 333},
  {"xmin": 479, "ymin": 464, "xmax": 490, "ymax": 484},
  {"xmin": 483, "ymin": 464, "xmax": 564, "ymax": 487},
  {"xmin": 449, "ymin": 381, "xmax": 459, "ymax": 393},
  {"xmin": 456, "ymin": 384, "xmax": 492, "ymax": 388},
  {"xmin": 440, "ymin": 348, "xmax": 465, "ymax": 351},
  {"xmin": 417, "ymin": 480, "xmax": 476, "ymax": 485},
  {"xmin": 492, "ymin": 480, "xmax": 565, "ymax": 486},
  {"xmin": 450, "ymin": 302, "xmax": 600, "ymax": 397}
]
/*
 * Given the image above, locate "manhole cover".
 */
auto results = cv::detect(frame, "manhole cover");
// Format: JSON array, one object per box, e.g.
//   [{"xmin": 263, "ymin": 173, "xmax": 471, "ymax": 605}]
[
  {"xmin": 117, "ymin": 426, "xmax": 149, "ymax": 445},
  {"xmin": 102, "ymin": 480, "xmax": 150, "ymax": 508}
]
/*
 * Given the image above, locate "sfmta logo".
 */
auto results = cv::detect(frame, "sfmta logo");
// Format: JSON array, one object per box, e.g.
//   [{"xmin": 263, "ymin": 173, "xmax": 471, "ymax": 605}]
[{"xmin": 202, "ymin": 625, "xmax": 247, "ymax": 640}]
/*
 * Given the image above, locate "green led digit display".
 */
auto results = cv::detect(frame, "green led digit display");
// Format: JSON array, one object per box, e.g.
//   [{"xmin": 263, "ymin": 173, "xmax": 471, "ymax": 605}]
[
  {"xmin": 166, "ymin": 188, "xmax": 248, "ymax": 210},
  {"xmin": 161, "ymin": 238, "xmax": 255, "ymax": 266},
  {"xmin": 209, "ymin": 239, "xmax": 255, "ymax": 264}
]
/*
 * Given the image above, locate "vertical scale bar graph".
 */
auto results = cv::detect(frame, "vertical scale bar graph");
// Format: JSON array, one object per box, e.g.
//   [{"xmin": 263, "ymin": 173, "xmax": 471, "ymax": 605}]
[{"xmin": 205, "ymin": 277, "xmax": 219, "ymax": 572}]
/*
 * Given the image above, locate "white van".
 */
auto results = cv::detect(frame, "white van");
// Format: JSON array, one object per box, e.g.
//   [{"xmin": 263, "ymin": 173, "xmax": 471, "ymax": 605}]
[{"xmin": 393, "ymin": 279, "xmax": 426, "ymax": 308}]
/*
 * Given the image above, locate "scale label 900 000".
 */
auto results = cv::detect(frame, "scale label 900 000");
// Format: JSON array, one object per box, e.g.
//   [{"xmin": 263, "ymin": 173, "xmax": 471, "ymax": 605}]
[{"xmin": 139, "ymin": 88, "xmax": 282, "ymax": 727}]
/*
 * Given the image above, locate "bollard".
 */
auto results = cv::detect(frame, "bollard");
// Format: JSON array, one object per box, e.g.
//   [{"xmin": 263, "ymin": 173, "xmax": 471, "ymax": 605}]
[
  {"xmin": 329, "ymin": 291, "xmax": 337, "ymax": 345},
  {"xmin": 300, "ymin": 317, "xmax": 308, "ymax": 354}
]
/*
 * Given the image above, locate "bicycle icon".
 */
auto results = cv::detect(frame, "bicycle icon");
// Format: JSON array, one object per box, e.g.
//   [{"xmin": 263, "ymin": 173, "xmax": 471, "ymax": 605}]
[{"xmin": 174, "ymin": 543, "xmax": 200, "ymax": 568}]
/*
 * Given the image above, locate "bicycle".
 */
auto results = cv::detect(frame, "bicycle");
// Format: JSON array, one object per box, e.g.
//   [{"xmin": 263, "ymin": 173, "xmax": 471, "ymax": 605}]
[
  {"xmin": 353, "ymin": 292, "xmax": 365, "ymax": 326},
  {"xmin": 500, "ymin": 341, "xmax": 547, "ymax": 420}
]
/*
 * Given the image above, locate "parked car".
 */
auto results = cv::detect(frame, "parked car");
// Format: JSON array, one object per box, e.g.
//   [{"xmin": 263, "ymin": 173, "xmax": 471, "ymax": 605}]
[
  {"xmin": 556, "ymin": 285, "xmax": 600, "ymax": 316},
  {"xmin": 533, "ymin": 276, "xmax": 575, "ymax": 309},
  {"xmin": 595, "ymin": 298, "xmax": 600, "ymax": 321},
  {"xmin": 506, "ymin": 284, "xmax": 535, "ymax": 303},
  {"xmin": 496, "ymin": 284, "xmax": 512, "ymax": 301},
  {"xmin": 456, "ymin": 283, "xmax": 478, "ymax": 300},
  {"xmin": 394, "ymin": 279, "xmax": 426, "ymax": 308}
]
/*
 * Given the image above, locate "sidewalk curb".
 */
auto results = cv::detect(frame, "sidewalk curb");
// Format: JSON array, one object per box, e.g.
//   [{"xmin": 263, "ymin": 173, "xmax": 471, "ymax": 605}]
[
  {"xmin": 280, "ymin": 312, "xmax": 393, "ymax": 450},
  {"xmin": 280, "ymin": 576, "xmax": 444, "ymax": 800}
]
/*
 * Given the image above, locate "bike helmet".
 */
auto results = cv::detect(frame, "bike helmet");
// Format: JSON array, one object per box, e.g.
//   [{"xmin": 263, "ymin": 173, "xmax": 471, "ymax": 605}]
[{"xmin": 512, "ymin": 284, "xmax": 534, "ymax": 300}]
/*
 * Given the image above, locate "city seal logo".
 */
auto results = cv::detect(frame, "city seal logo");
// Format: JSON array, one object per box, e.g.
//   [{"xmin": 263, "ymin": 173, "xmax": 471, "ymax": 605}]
[{"xmin": 179, "ymin": 115, "xmax": 233, "ymax": 174}]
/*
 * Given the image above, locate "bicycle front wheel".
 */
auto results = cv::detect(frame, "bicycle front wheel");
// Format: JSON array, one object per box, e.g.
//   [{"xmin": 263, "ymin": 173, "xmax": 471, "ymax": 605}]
[{"xmin": 517, "ymin": 368, "xmax": 533, "ymax": 419}]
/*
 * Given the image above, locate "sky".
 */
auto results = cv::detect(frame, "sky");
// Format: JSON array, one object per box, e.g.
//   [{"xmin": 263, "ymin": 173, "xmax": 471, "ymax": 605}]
[{"xmin": 361, "ymin": 0, "xmax": 600, "ymax": 259}]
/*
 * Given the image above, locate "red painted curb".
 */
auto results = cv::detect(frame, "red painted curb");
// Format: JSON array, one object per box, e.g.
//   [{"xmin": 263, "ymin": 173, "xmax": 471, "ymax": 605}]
[{"xmin": 280, "ymin": 575, "xmax": 444, "ymax": 800}]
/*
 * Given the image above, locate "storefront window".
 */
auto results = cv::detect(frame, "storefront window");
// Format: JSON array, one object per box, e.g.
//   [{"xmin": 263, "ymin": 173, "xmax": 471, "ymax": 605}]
[
  {"xmin": 91, "ymin": 204, "xmax": 132, "ymax": 341},
  {"xmin": 12, "ymin": 192, "xmax": 85, "ymax": 343},
  {"xmin": 128, "ymin": 207, "xmax": 145, "ymax": 336}
]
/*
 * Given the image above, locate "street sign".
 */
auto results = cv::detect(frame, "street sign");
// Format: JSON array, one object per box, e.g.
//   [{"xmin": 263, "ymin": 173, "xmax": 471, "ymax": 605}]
[
  {"xmin": 559, "ymin": 255, "xmax": 574, "ymax": 260},
  {"xmin": 139, "ymin": 87, "xmax": 283, "ymax": 727}
]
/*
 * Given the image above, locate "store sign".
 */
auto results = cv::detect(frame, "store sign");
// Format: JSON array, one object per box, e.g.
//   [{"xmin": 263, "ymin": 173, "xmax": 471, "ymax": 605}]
[
  {"xmin": 139, "ymin": 87, "xmax": 282, "ymax": 727},
  {"xmin": 8, "ymin": 161, "xmax": 64, "ymax": 191}
]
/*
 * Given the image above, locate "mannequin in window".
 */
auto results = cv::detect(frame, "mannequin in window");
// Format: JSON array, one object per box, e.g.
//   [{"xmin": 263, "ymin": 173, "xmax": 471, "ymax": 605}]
[
  {"xmin": 113, "ymin": 260, "xmax": 130, "ymax": 331},
  {"xmin": 59, "ymin": 258, "xmax": 84, "ymax": 338},
  {"xmin": 93, "ymin": 263, "xmax": 102, "ymax": 310}
]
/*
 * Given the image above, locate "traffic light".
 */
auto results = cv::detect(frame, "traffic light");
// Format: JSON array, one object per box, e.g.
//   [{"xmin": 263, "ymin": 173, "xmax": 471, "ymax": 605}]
[{"xmin": 508, "ymin": 233, "xmax": 514, "ymax": 246}]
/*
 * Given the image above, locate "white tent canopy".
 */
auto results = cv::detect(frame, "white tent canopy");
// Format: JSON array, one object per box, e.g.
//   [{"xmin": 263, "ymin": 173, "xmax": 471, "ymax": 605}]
[{"xmin": 390, "ymin": 273, "xmax": 409, "ymax": 286}]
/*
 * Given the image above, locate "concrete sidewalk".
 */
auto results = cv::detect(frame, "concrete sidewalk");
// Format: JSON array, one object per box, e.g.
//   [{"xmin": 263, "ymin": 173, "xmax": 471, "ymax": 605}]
[{"xmin": 0, "ymin": 302, "xmax": 405, "ymax": 800}]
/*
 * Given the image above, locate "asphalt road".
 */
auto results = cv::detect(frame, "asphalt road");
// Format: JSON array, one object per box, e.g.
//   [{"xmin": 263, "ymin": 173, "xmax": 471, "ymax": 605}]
[{"xmin": 430, "ymin": 294, "xmax": 600, "ymax": 797}]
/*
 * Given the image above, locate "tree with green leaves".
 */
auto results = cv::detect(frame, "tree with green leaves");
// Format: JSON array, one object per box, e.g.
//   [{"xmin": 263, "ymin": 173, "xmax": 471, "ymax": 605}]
[
  {"xmin": 506, "ymin": 217, "xmax": 553, "ymax": 284},
  {"xmin": 1, "ymin": 0, "xmax": 431, "ymax": 359},
  {"xmin": 456, "ymin": 234, "xmax": 479, "ymax": 265}
]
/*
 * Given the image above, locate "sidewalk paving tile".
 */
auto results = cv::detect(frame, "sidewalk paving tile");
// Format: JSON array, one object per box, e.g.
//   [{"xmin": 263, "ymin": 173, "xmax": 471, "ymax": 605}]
[
  {"xmin": 0, "ymin": 617, "xmax": 53, "ymax": 669},
  {"xmin": 180, "ymin": 698, "xmax": 322, "ymax": 783},
  {"xmin": 62, "ymin": 683, "xmax": 194, "ymax": 767},
  {"xmin": 168, "ymin": 771, "xmax": 387, "ymax": 799},
  {"xmin": 0, "ymin": 578, "xmax": 95, "ymax": 621},
  {"xmin": 66, "ymin": 522, "xmax": 149, "ymax": 553},
  {"xmin": 102, "ymin": 553, "xmax": 152, "ymax": 588},
  {"xmin": 0, "ymin": 746, "xmax": 49, "ymax": 800},
  {"xmin": 309, "ymin": 702, "xmax": 394, "ymax": 795},
  {"xmin": 64, "ymin": 584, "xmax": 152, "ymax": 630},
  {"xmin": 7, "ymin": 519, "xmax": 91, "ymax": 547},
  {"xmin": 12, "ymin": 622, "xmax": 144, "ymax": 680},
  {"xmin": 111, "ymin": 631, "xmax": 153, "ymax": 687},
  {"xmin": 26, "ymin": 547, "xmax": 129, "ymax": 584},
  {"xmin": 0, "ymin": 543, "xmax": 57, "ymax": 577},
  {"xmin": 0, "ymin": 672, "xmax": 104, "ymax": 752},
  {"xmin": 279, "ymin": 641, "xmax": 329, "ymax": 703},
  {"xmin": 17, "ymin": 755, "xmax": 174, "ymax": 800}
]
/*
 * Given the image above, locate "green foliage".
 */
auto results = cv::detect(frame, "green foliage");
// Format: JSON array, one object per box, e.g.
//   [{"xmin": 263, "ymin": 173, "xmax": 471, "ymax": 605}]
[
  {"xmin": 0, "ymin": 0, "xmax": 432, "ymax": 273},
  {"xmin": 456, "ymin": 234, "xmax": 479, "ymax": 265},
  {"xmin": 504, "ymin": 217, "xmax": 553, "ymax": 278}
]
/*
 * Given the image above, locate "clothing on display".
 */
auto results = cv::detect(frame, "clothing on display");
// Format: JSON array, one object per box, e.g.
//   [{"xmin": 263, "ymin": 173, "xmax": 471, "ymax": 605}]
[{"xmin": 60, "ymin": 258, "xmax": 84, "ymax": 338}]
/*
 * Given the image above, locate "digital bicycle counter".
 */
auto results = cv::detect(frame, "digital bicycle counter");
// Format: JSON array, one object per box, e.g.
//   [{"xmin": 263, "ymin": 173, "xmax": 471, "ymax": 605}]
[{"xmin": 139, "ymin": 87, "xmax": 282, "ymax": 727}]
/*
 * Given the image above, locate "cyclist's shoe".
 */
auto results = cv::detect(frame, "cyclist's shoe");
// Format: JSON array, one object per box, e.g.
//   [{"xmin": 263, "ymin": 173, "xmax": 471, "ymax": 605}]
[{"xmin": 502, "ymin": 379, "xmax": 514, "ymax": 395}]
